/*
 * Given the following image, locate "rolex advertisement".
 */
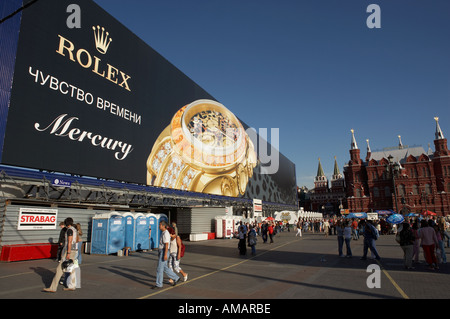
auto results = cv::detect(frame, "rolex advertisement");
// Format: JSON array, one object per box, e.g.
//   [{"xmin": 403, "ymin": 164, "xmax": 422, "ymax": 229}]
[{"xmin": 0, "ymin": 0, "xmax": 297, "ymax": 205}]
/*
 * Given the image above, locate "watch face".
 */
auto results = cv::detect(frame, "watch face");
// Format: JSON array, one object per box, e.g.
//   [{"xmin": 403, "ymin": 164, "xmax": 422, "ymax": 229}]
[
  {"xmin": 186, "ymin": 109, "xmax": 240, "ymax": 148},
  {"xmin": 147, "ymin": 99, "xmax": 257, "ymax": 196},
  {"xmin": 172, "ymin": 100, "xmax": 247, "ymax": 170}
]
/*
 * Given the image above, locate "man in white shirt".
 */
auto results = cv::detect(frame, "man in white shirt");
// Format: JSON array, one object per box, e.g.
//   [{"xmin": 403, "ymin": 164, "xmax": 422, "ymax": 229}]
[{"xmin": 152, "ymin": 220, "xmax": 180, "ymax": 289}]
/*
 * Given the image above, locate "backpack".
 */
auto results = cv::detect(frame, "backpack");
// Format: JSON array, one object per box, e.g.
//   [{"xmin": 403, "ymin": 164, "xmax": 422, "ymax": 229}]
[
  {"xmin": 179, "ymin": 238, "xmax": 185, "ymax": 258},
  {"xmin": 373, "ymin": 227, "xmax": 379, "ymax": 240},
  {"xmin": 248, "ymin": 232, "xmax": 257, "ymax": 246},
  {"xmin": 370, "ymin": 224, "xmax": 379, "ymax": 240}
]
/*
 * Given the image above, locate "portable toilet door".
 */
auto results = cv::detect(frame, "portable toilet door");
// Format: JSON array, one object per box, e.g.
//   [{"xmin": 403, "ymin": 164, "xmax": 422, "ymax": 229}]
[
  {"xmin": 134, "ymin": 213, "xmax": 150, "ymax": 251},
  {"xmin": 215, "ymin": 216, "xmax": 224, "ymax": 239},
  {"xmin": 107, "ymin": 213, "xmax": 125, "ymax": 254},
  {"xmin": 146, "ymin": 213, "xmax": 158, "ymax": 249},
  {"xmin": 91, "ymin": 213, "xmax": 109, "ymax": 254},
  {"xmin": 122, "ymin": 213, "xmax": 135, "ymax": 250},
  {"xmin": 224, "ymin": 216, "xmax": 234, "ymax": 239}
]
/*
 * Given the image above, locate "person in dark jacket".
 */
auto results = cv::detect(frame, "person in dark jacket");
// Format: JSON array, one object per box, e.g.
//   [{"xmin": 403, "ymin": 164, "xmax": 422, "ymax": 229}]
[
  {"xmin": 56, "ymin": 222, "xmax": 67, "ymax": 262},
  {"xmin": 399, "ymin": 222, "xmax": 415, "ymax": 270},
  {"xmin": 360, "ymin": 220, "xmax": 381, "ymax": 260}
]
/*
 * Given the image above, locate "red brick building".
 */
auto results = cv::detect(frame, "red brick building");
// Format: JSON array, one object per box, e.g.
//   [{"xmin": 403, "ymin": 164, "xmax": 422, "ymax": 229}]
[{"xmin": 344, "ymin": 118, "xmax": 450, "ymax": 216}]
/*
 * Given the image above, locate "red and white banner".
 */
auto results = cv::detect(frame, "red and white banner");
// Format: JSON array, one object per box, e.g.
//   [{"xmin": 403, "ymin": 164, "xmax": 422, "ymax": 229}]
[
  {"xmin": 18, "ymin": 208, "xmax": 58, "ymax": 230},
  {"xmin": 253, "ymin": 199, "xmax": 262, "ymax": 216}
]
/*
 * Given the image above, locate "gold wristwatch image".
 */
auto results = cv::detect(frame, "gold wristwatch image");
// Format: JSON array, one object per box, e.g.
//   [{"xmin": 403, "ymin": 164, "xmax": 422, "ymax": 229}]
[{"xmin": 146, "ymin": 99, "xmax": 257, "ymax": 197}]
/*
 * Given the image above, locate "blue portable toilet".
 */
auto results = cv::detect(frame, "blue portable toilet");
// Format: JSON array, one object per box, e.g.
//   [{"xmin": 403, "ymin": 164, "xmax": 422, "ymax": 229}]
[
  {"xmin": 158, "ymin": 213, "xmax": 169, "ymax": 224},
  {"xmin": 122, "ymin": 212, "xmax": 135, "ymax": 249},
  {"xmin": 107, "ymin": 213, "xmax": 125, "ymax": 254},
  {"xmin": 146, "ymin": 213, "xmax": 158, "ymax": 249},
  {"xmin": 90, "ymin": 212, "xmax": 125, "ymax": 255},
  {"xmin": 134, "ymin": 213, "xmax": 150, "ymax": 251},
  {"xmin": 91, "ymin": 213, "xmax": 109, "ymax": 254}
]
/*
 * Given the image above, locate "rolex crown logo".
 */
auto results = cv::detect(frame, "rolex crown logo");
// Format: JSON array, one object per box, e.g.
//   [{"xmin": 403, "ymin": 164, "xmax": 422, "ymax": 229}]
[{"xmin": 92, "ymin": 25, "xmax": 112, "ymax": 54}]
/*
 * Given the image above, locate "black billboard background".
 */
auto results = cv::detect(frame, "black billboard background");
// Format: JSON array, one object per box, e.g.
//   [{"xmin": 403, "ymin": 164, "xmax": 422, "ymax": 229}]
[
  {"xmin": 3, "ymin": 0, "xmax": 214, "ymax": 183},
  {"xmin": 2, "ymin": 0, "xmax": 297, "ymax": 204}
]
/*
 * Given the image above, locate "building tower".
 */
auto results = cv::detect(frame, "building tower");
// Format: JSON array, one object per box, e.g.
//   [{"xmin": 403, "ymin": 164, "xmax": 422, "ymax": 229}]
[
  {"xmin": 365, "ymin": 139, "xmax": 371, "ymax": 162},
  {"xmin": 432, "ymin": 117, "xmax": 450, "ymax": 202},
  {"xmin": 331, "ymin": 156, "xmax": 346, "ymax": 213},
  {"xmin": 349, "ymin": 129, "xmax": 362, "ymax": 165},
  {"xmin": 314, "ymin": 158, "xmax": 328, "ymax": 191},
  {"xmin": 344, "ymin": 129, "xmax": 369, "ymax": 212},
  {"xmin": 311, "ymin": 158, "xmax": 330, "ymax": 213},
  {"xmin": 331, "ymin": 156, "xmax": 345, "ymax": 191},
  {"xmin": 434, "ymin": 117, "xmax": 449, "ymax": 157}
]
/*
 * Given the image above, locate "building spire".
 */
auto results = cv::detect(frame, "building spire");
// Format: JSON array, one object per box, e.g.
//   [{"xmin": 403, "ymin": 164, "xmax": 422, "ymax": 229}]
[
  {"xmin": 365, "ymin": 139, "xmax": 371, "ymax": 161},
  {"xmin": 427, "ymin": 143, "xmax": 433, "ymax": 155},
  {"xmin": 333, "ymin": 156, "xmax": 340, "ymax": 176},
  {"xmin": 316, "ymin": 157, "xmax": 325, "ymax": 177},
  {"xmin": 435, "ymin": 117, "xmax": 445, "ymax": 140},
  {"xmin": 366, "ymin": 139, "xmax": 371, "ymax": 153},
  {"xmin": 350, "ymin": 129, "xmax": 358, "ymax": 150},
  {"xmin": 398, "ymin": 135, "xmax": 403, "ymax": 149}
]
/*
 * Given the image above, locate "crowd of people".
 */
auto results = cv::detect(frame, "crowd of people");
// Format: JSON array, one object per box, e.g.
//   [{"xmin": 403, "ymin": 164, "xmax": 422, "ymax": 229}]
[
  {"xmin": 395, "ymin": 216, "xmax": 449, "ymax": 270},
  {"xmin": 232, "ymin": 214, "xmax": 450, "ymax": 272},
  {"xmin": 41, "ymin": 214, "xmax": 449, "ymax": 292}
]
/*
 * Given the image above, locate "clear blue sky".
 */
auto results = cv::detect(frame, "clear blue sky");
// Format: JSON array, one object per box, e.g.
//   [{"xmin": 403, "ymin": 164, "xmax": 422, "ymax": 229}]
[{"xmin": 94, "ymin": 0, "xmax": 450, "ymax": 189}]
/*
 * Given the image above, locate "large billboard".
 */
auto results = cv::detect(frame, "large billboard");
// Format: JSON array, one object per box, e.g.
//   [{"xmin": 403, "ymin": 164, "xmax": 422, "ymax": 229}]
[{"xmin": 0, "ymin": 0, "xmax": 297, "ymax": 205}]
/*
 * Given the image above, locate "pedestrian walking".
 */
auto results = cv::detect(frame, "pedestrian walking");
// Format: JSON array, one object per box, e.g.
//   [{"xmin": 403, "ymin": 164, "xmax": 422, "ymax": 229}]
[
  {"xmin": 261, "ymin": 221, "xmax": 268, "ymax": 243},
  {"xmin": 268, "ymin": 222, "xmax": 274, "ymax": 243},
  {"xmin": 152, "ymin": 220, "xmax": 180, "ymax": 289},
  {"xmin": 434, "ymin": 224, "xmax": 447, "ymax": 264},
  {"xmin": 167, "ymin": 227, "xmax": 188, "ymax": 282},
  {"xmin": 56, "ymin": 222, "xmax": 66, "ymax": 262},
  {"xmin": 351, "ymin": 219, "xmax": 359, "ymax": 240},
  {"xmin": 343, "ymin": 221, "xmax": 353, "ymax": 257},
  {"xmin": 411, "ymin": 221, "xmax": 421, "ymax": 264},
  {"xmin": 336, "ymin": 221, "xmax": 345, "ymax": 257},
  {"xmin": 440, "ymin": 217, "xmax": 450, "ymax": 248},
  {"xmin": 399, "ymin": 223, "xmax": 415, "ymax": 270},
  {"xmin": 296, "ymin": 220, "xmax": 302, "ymax": 238},
  {"xmin": 171, "ymin": 221, "xmax": 179, "ymax": 236},
  {"xmin": 248, "ymin": 225, "xmax": 257, "ymax": 255},
  {"xmin": 360, "ymin": 220, "xmax": 381, "ymax": 261},
  {"xmin": 419, "ymin": 219, "xmax": 439, "ymax": 270},
  {"xmin": 75, "ymin": 223, "xmax": 83, "ymax": 265},
  {"xmin": 42, "ymin": 217, "xmax": 79, "ymax": 293},
  {"xmin": 323, "ymin": 220, "xmax": 330, "ymax": 237},
  {"xmin": 238, "ymin": 225, "xmax": 247, "ymax": 255}
]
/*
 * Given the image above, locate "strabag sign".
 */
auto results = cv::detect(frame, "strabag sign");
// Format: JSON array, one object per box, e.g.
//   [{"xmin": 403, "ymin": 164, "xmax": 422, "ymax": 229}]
[{"xmin": 18, "ymin": 208, "xmax": 58, "ymax": 230}]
